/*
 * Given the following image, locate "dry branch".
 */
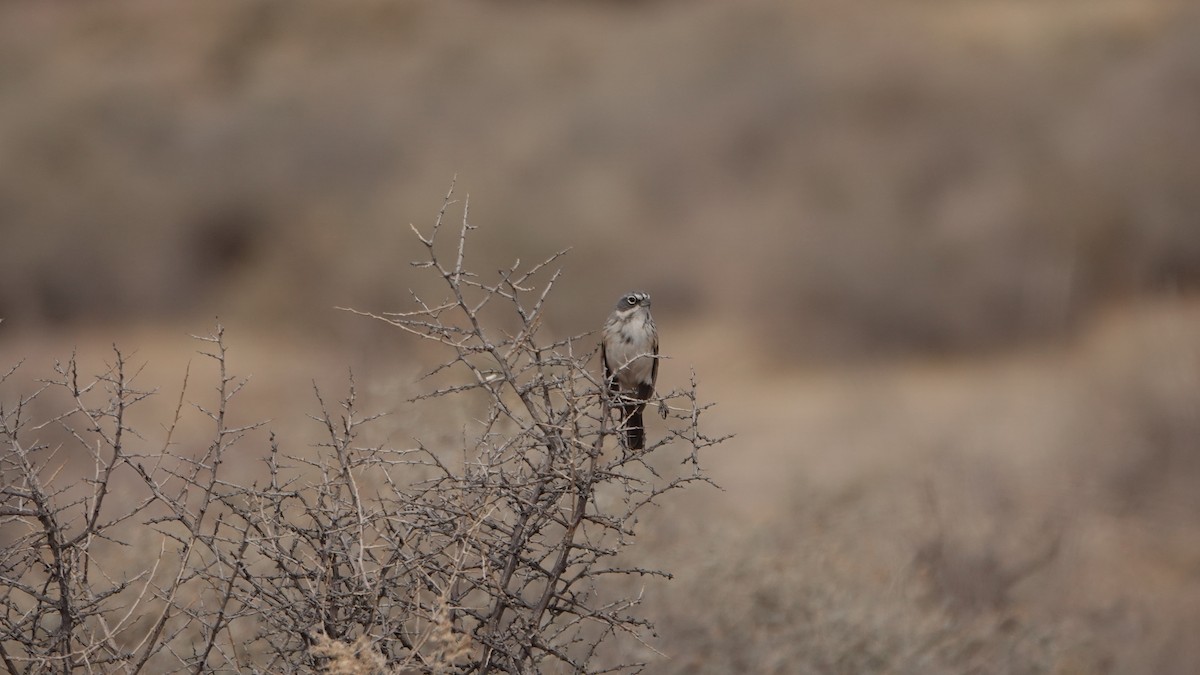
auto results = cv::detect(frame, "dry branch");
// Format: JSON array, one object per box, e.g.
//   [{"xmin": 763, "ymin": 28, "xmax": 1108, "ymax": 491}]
[{"xmin": 0, "ymin": 185, "xmax": 723, "ymax": 674}]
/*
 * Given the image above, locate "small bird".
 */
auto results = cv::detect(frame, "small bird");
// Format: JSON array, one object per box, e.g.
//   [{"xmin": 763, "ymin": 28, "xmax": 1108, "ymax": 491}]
[{"xmin": 601, "ymin": 291, "xmax": 659, "ymax": 450}]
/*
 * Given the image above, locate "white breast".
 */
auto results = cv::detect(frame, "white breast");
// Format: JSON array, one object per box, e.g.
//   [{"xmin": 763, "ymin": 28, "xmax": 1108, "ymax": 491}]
[{"xmin": 604, "ymin": 313, "xmax": 656, "ymax": 391}]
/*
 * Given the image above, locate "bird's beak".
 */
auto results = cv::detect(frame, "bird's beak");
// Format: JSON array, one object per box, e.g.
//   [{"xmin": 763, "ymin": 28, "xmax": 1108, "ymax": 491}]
[{"xmin": 641, "ymin": 297, "xmax": 652, "ymax": 307}]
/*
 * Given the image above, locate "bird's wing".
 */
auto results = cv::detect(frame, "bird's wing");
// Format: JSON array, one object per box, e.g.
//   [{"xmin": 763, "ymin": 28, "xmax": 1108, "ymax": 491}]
[
  {"xmin": 650, "ymin": 333, "xmax": 659, "ymax": 391},
  {"xmin": 601, "ymin": 340, "xmax": 614, "ymax": 388}
]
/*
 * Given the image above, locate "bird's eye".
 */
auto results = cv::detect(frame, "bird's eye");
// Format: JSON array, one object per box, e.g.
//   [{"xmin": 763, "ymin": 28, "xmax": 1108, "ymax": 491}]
[{"xmin": 626, "ymin": 296, "xmax": 637, "ymax": 305}]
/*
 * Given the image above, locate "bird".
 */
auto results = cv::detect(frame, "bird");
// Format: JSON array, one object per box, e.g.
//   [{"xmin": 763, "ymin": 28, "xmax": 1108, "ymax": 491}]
[{"xmin": 601, "ymin": 291, "xmax": 659, "ymax": 451}]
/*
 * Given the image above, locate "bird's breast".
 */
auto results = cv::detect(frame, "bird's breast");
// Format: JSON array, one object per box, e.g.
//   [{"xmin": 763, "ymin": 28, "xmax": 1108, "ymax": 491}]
[{"xmin": 604, "ymin": 316, "xmax": 655, "ymax": 389}]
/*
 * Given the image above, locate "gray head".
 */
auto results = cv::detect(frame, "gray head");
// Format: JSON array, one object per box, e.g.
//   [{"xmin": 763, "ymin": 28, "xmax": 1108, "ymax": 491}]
[{"xmin": 613, "ymin": 291, "xmax": 651, "ymax": 311}]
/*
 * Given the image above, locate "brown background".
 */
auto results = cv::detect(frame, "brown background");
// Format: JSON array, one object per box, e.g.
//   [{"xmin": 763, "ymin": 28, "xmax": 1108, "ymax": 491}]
[{"xmin": 2, "ymin": 0, "xmax": 1199, "ymax": 671}]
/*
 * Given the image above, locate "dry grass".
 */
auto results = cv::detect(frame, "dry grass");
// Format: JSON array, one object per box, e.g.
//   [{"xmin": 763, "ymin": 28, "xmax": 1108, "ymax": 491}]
[
  {"xmin": 3, "ymin": 280, "xmax": 1198, "ymax": 673},
  {"xmin": 1, "ymin": 0, "xmax": 1198, "ymax": 357},
  {"xmin": 310, "ymin": 634, "xmax": 390, "ymax": 675},
  {"xmin": 621, "ymin": 299, "xmax": 1200, "ymax": 674},
  {"xmin": 2, "ymin": 0, "xmax": 1200, "ymax": 672}
]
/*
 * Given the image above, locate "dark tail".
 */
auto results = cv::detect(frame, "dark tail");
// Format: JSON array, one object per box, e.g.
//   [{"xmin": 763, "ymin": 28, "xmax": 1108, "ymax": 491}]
[{"xmin": 623, "ymin": 403, "xmax": 645, "ymax": 451}]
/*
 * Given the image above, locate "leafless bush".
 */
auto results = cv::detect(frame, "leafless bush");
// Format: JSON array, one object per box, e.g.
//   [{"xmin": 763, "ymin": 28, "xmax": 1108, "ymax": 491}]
[{"xmin": 0, "ymin": 187, "xmax": 723, "ymax": 673}]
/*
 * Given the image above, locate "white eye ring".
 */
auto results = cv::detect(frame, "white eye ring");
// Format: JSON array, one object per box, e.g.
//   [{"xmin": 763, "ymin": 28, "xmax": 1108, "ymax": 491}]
[{"xmin": 626, "ymin": 296, "xmax": 638, "ymax": 305}]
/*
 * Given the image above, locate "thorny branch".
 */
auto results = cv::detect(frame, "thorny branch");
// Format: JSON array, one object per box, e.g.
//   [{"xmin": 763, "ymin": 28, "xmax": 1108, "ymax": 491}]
[
  {"xmin": 0, "ymin": 184, "xmax": 724, "ymax": 674},
  {"xmin": 340, "ymin": 183, "xmax": 724, "ymax": 673}
]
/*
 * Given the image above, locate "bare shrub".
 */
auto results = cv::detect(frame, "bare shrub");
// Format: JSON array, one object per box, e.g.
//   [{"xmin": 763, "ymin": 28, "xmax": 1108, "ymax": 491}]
[{"xmin": 0, "ymin": 187, "xmax": 722, "ymax": 672}]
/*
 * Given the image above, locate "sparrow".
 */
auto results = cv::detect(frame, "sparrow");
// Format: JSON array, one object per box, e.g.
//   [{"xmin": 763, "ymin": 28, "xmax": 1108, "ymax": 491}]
[{"xmin": 601, "ymin": 291, "xmax": 658, "ymax": 450}]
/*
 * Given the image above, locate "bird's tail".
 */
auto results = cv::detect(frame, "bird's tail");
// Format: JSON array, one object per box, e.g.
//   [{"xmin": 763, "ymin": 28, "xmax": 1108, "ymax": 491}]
[{"xmin": 622, "ymin": 403, "xmax": 645, "ymax": 451}]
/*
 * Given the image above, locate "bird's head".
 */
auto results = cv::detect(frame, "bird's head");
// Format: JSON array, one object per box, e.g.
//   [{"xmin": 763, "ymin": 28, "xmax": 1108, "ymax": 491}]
[{"xmin": 614, "ymin": 291, "xmax": 651, "ymax": 312}]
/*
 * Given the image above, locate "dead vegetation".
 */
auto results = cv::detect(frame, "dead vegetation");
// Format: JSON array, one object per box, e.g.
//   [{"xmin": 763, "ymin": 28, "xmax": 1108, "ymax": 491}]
[
  {"xmin": 0, "ymin": 194, "xmax": 723, "ymax": 673},
  {"xmin": 2, "ymin": 0, "xmax": 1200, "ymax": 672},
  {"xmin": 2, "ymin": 0, "xmax": 1199, "ymax": 358}
]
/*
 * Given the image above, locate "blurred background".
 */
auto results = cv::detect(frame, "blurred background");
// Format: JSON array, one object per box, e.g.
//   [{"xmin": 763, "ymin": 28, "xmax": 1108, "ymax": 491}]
[{"xmin": 2, "ymin": 0, "xmax": 1200, "ymax": 671}]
